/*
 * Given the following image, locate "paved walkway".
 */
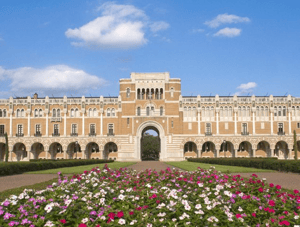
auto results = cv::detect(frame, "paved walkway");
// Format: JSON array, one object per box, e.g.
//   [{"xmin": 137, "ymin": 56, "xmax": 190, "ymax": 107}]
[{"xmin": 127, "ymin": 161, "xmax": 181, "ymax": 172}]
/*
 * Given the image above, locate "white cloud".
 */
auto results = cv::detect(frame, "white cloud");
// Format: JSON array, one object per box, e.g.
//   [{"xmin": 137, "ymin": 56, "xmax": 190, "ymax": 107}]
[
  {"xmin": 191, "ymin": 28, "xmax": 205, "ymax": 33},
  {"xmin": 149, "ymin": 21, "xmax": 169, "ymax": 33},
  {"xmin": 204, "ymin": 13, "xmax": 250, "ymax": 28},
  {"xmin": 0, "ymin": 65, "xmax": 106, "ymax": 96},
  {"xmin": 213, "ymin": 27, "xmax": 241, "ymax": 37},
  {"xmin": 235, "ymin": 82, "xmax": 257, "ymax": 95}
]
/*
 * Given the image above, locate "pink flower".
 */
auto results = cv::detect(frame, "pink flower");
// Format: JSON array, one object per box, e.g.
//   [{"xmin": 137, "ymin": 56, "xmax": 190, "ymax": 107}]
[
  {"xmin": 268, "ymin": 200, "xmax": 275, "ymax": 206},
  {"xmin": 108, "ymin": 212, "xmax": 116, "ymax": 220},
  {"xmin": 129, "ymin": 211, "xmax": 134, "ymax": 215},
  {"xmin": 117, "ymin": 211, "xmax": 124, "ymax": 218},
  {"xmin": 269, "ymin": 183, "xmax": 274, "ymax": 188},
  {"xmin": 276, "ymin": 185, "xmax": 282, "ymax": 190},
  {"xmin": 279, "ymin": 220, "xmax": 290, "ymax": 226},
  {"xmin": 258, "ymin": 187, "xmax": 264, "ymax": 192},
  {"xmin": 294, "ymin": 189, "xmax": 299, "ymax": 194},
  {"xmin": 236, "ymin": 214, "xmax": 242, "ymax": 219},
  {"xmin": 252, "ymin": 213, "xmax": 256, "ymax": 217},
  {"xmin": 78, "ymin": 224, "xmax": 87, "ymax": 227},
  {"xmin": 60, "ymin": 219, "xmax": 66, "ymax": 224}
]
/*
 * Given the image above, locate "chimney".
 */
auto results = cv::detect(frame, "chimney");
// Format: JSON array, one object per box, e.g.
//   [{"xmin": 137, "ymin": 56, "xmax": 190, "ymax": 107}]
[{"xmin": 33, "ymin": 93, "xmax": 38, "ymax": 99}]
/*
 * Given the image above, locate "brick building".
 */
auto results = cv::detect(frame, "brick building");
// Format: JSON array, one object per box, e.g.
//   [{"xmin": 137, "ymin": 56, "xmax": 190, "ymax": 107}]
[{"xmin": 0, "ymin": 72, "xmax": 300, "ymax": 161}]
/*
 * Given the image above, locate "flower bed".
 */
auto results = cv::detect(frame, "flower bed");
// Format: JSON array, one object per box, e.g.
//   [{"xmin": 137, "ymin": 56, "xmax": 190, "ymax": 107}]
[{"xmin": 1, "ymin": 165, "xmax": 300, "ymax": 226}]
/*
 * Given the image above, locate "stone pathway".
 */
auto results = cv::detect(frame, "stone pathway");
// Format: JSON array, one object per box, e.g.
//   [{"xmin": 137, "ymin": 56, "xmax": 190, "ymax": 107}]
[{"xmin": 127, "ymin": 161, "xmax": 181, "ymax": 172}]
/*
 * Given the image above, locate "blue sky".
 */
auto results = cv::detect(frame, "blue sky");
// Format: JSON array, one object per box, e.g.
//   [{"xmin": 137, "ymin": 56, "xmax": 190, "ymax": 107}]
[{"xmin": 0, "ymin": 0, "xmax": 300, "ymax": 98}]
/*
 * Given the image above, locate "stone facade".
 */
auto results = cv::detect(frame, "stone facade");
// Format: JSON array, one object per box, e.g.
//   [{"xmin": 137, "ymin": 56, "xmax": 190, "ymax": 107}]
[{"xmin": 0, "ymin": 72, "xmax": 300, "ymax": 162}]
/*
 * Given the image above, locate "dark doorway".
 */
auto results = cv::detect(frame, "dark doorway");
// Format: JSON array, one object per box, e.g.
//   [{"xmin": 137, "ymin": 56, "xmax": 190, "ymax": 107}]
[{"xmin": 141, "ymin": 127, "xmax": 160, "ymax": 161}]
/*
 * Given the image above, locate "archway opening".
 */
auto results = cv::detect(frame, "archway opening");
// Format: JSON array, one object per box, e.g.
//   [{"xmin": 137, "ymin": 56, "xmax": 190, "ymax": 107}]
[
  {"xmin": 13, "ymin": 143, "xmax": 27, "ymax": 161},
  {"xmin": 67, "ymin": 142, "xmax": 82, "ymax": 159},
  {"xmin": 201, "ymin": 142, "xmax": 215, "ymax": 158},
  {"xmin": 49, "ymin": 142, "xmax": 63, "ymax": 159},
  {"xmin": 257, "ymin": 141, "xmax": 270, "ymax": 157},
  {"xmin": 184, "ymin": 142, "xmax": 197, "ymax": 159},
  {"xmin": 87, "ymin": 142, "xmax": 100, "ymax": 159},
  {"xmin": 104, "ymin": 142, "xmax": 118, "ymax": 160},
  {"xmin": 0, "ymin": 143, "xmax": 5, "ymax": 161},
  {"xmin": 219, "ymin": 141, "xmax": 234, "ymax": 157},
  {"xmin": 141, "ymin": 127, "xmax": 160, "ymax": 161},
  {"xmin": 31, "ymin": 143, "xmax": 45, "ymax": 159},
  {"xmin": 275, "ymin": 141, "xmax": 289, "ymax": 159},
  {"xmin": 237, "ymin": 141, "xmax": 252, "ymax": 157}
]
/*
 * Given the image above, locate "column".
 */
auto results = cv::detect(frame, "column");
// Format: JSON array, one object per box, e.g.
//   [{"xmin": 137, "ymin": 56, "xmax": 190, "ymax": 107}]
[
  {"xmin": 270, "ymin": 112, "xmax": 273, "ymax": 135},
  {"xmin": 46, "ymin": 149, "xmax": 48, "ymax": 159},
  {"xmin": 46, "ymin": 113, "xmax": 49, "ymax": 136},
  {"xmin": 234, "ymin": 112, "xmax": 237, "ymax": 135},
  {"xmin": 82, "ymin": 149, "xmax": 85, "ymax": 159},
  {"xmin": 252, "ymin": 149, "xmax": 256, "ymax": 158},
  {"xmin": 27, "ymin": 113, "xmax": 30, "ymax": 136},
  {"xmin": 216, "ymin": 148, "xmax": 219, "ymax": 158},
  {"xmin": 100, "ymin": 113, "xmax": 103, "ymax": 136},
  {"xmin": 216, "ymin": 112, "xmax": 219, "ymax": 135},
  {"xmin": 10, "ymin": 114, "xmax": 13, "ymax": 136},
  {"xmin": 64, "ymin": 113, "xmax": 67, "ymax": 137},
  {"xmin": 233, "ymin": 149, "xmax": 237, "ymax": 158},
  {"xmin": 252, "ymin": 112, "xmax": 255, "ymax": 135},
  {"xmin": 198, "ymin": 112, "xmax": 200, "ymax": 135},
  {"xmin": 82, "ymin": 113, "xmax": 85, "ymax": 136},
  {"xmin": 289, "ymin": 111, "xmax": 291, "ymax": 134}
]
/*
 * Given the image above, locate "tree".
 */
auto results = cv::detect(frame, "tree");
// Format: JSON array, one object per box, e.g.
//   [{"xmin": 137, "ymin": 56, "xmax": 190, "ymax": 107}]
[
  {"xmin": 5, "ymin": 132, "xmax": 9, "ymax": 162},
  {"xmin": 141, "ymin": 134, "xmax": 160, "ymax": 160},
  {"xmin": 294, "ymin": 130, "xmax": 298, "ymax": 160}
]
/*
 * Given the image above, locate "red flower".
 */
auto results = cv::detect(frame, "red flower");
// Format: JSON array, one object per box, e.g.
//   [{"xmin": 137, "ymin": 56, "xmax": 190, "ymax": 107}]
[
  {"xmin": 269, "ymin": 183, "xmax": 274, "ymax": 188},
  {"xmin": 117, "ymin": 211, "xmax": 124, "ymax": 218},
  {"xmin": 268, "ymin": 200, "xmax": 276, "ymax": 206},
  {"xmin": 236, "ymin": 214, "xmax": 242, "ymax": 219},
  {"xmin": 294, "ymin": 189, "xmax": 299, "ymax": 194},
  {"xmin": 271, "ymin": 218, "xmax": 275, "ymax": 223},
  {"xmin": 251, "ymin": 174, "xmax": 258, "ymax": 178},
  {"xmin": 279, "ymin": 220, "xmax": 290, "ymax": 226},
  {"xmin": 95, "ymin": 225, "xmax": 100, "ymax": 227},
  {"xmin": 108, "ymin": 212, "xmax": 116, "ymax": 220},
  {"xmin": 258, "ymin": 187, "xmax": 264, "ymax": 192},
  {"xmin": 156, "ymin": 200, "xmax": 161, "ymax": 204},
  {"xmin": 252, "ymin": 213, "xmax": 256, "ymax": 217},
  {"xmin": 276, "ymin": 185, "xmax": 282, "ymax": 190},
  {"xmin": 59, "ymin": 219, "xmax": 66, "ymax": 224},
  {"xmin": 78, "ymin": 224, "xmax": 87, "ymax": 227},
  {"xmin": 129, "ymin": 211, "xmax": 134, "ymax": 215}
]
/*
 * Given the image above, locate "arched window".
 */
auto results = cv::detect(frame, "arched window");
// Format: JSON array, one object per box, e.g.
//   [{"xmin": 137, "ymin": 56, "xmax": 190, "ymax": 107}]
[
  {"xmin": 210, "ymin": 107, "xmax": 214, "ymax": 118},
  {"xmin": 3, "ymin": 109, "xmax": 6, "ymax": 117},
  {"xmin": 35, "ymin": 109, "xmax": 38, "ymax": 117},
  {"xmin": 265, "ymin": 106, "xmax": 268, "ymax": 117},
  {"xmin": 146, "ymin": 107, "xmax": 150, "ymax": 116},
  {"xmin": 0, "ymin": 109, "xmax": 2, "ymax": 117},
  {"xmin": 193, "ymin": 106, "xmax": 196, "ymax": 119},
  {"xmin": 242, "ymin": 106, "xmax": 246, "ymax": 117},
  {"xmin": 111, "ymin": 108, "xmax": 115, "ymax": 117},
  {"xmin": 137, "ymin": 107, "xmax": 141, "ymax": 116},
  {"xmin": 75, "ymin": 108, "xmax": 79, "ymax": 117},
  {"xmin": 93, "ymin": 108, "xmax": 97, "ymax": 117},
  {"xmin": 71, "ymin": 109, "xmax": 74, "ymax": 117},
  {"xmin": 206, "ymin": 106, "xmax": 210, "ymax": 117},
  {"xmin": 188, "ymin": 106, "xmax": 191, "ymax": 120},
  {"xmin": 39, "ymin": 109, "xmax": 42, "ymax": 117},
  {"xmin": 256, "ymin": 106, "xmax": 260, "ymax": 117},
  {"xmin": 274, "ymin": 106, "xmax": 277, "ymax": 116},
  {"xmin": 220, "ymin": 106, "xmax": 223, "ymax": 117},
  {"xmin": 229, "ymin": 106, "xmax": 233, "ymax": 117},
  {"xmin": 260, "ymin": 106, "xmax": 264, "ymax": 117},
  {"xmin": 151, "ymin": 106, "xmax": 155, "ymax": 116},
  {"xmin": 126, "ymin": 88, "xmax": 130, "ymax": 98},
  {"xmin": 278, "ymin": 106, "xmax": 282, "ymax": 117},
  {"xmin": 246, "ymin": 106, "xmax": 250, "ymax": 117},
  {"xmin": 238, "ymin": 106, "xmax": 241, "ymax": 117},
  {"xmin": 170, "ymin": 87, "xmax": 174, "ymax": 98},
  {"xmin": 184, "ymin": 106, "xmax": 187, "ymax": 119},
  {"xmin": 21, "ymin": 109, "xmax": 25, "ymax": 117},
  {"xmin": 160, "ymin": 106, "xmax": 163, "ymax": 116},
  {"xmin": 107, "ymin": 108, "xmax": 110, "ymax": 117},
  {"xmin": 52, "ymin": 109, "xmax": 56, "ymax": 117},
  {"xmin": 283, "ymin": 106, "xmax": 286, "ymax": 116},
  {"xmin": 224, "ymin": 106, "xmax": 228, "ymax": 117},
  {"xmin": 57, "ymin": 109, "xmax": 60, "ymax": 117},
  {"xmin": 17, "ymin": 109, "xmax": 20, "ymax": 117},
  {"xmin": 297, "ymin": 106, "xmax": 300, "ymax": 116},
  {"xmin": 89, "ymin": 108, "xmax": 92, "ymax": 117}
]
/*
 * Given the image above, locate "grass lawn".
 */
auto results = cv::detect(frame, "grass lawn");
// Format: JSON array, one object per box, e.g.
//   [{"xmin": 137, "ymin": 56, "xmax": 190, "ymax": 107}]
[
  {"xmin": 166, "ymin": 161, "xmax": 276, "ymax": 173},
  {"xmin": 26, "ymin": 162, "xmax": 136, "ymax": 174}
]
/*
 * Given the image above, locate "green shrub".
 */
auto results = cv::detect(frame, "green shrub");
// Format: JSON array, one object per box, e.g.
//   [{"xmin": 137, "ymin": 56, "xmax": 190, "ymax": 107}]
[
  {"xmin": 187, "ymin": 158, "xmax": 300, "ymax": 173},
  {"xmin": 0, "ymin": 159, "xmax": 114, "ymax": 176}
]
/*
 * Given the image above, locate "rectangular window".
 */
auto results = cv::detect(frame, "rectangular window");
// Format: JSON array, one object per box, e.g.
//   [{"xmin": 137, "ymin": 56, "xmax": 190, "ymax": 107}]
[
  {"xmin": 242, "ymin": 123, "xmax": 247, "ymax": 134},
  {"xmin": 171, "ymin": 120, "xmax": 174, "ymax": 128},
  {"xmin": 188, "ymin": 122, "xmax": 192, "ymax": 130},
  {"xmin": 35, "ymin": 124, "xmax": 41, "ymax": 133},
  {"xmin": 278, "ymin": 123, "xmax": 283, "ymax": 132},
  {"xmin": 261, "ymin": 122, "xmax": 265, "ymax": 129},
  {"xmin": 17, "ymin": 124, "xmax": 23, "ymax": 134},
  {"xmin": 225, "ymin": 123, "xmax": 228, "ymax": 130},
  {"xmin": 127, "ymin": 118, "xmax": 130, "ymax": 127},
  {"xmin": 206, "ymin": 123, "xmax": 211, "ymax": 134},
  {"xmin": 108, "ymin": 124, "xmax": 114, "ymax": 135},
  {"xmin": 54, "ymin": 124, "xmax": 59, "ymax": 134},
  {"xmin": 71, "ymin": 124, "xmax": 77, "ymax": 133},
  {"xmin": 0, "ymin": 125, "xmax": 4, "ymax": 135},
  {"xmin": 90, "ymin": 124, "xmax": 95, "ymax": 134},
  {"xmin": 298, "ymin": 122, "xmax": 300, "ymax": 128}
]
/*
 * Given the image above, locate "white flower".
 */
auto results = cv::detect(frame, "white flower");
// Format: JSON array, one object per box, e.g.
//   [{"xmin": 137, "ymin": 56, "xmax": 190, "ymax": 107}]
[
  {"xmin": 44, "ymin": 220, "xmax": 54, "ymax": 226},
  {"xmin": 118, "ymin": 218, "xmax": 126, "ymax": 225},
  {"xmin": 81, "ymin": 218, "xmax": 88, "ymax": 223},
  {"xmin": 118, "ymin": 194, "xmax": 125, "ymax": 200},
  {"xmin": 195, "ymin": 204, "xmax": 202, "ymax": 209},
  {"xmin": 238, "ymin": 206, "xmax": 243, "ymax": 212},
  {"xmin": 146, "ymin": 224, "xmax": 152, "ymax": 227},
  {"xmin": 130, "ymin": 220, "xmax": 137, "ymax": 225},
  {"xmin": 172, "ymin": 218, "xmax": 177, "ymax": 222},
  {"xmin": 184, "ymin": 205, "xmax": 191, "ymax": 211},
  {"xmin": 295, "ymin": 215, "xmax": 299, "ymax": 219},
  {"xmin": 100, "ymin": 198, "xmax": 105, "ymax": 205},
  {"xmin": 157, "ymin": 212, "xmax": 166, "ymax": 217}
]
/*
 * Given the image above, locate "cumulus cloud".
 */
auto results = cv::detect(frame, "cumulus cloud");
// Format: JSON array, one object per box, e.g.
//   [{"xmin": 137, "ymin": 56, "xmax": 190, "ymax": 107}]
[
  {"xmin": 65, "ymin": 2, "xmax": 169, "ymax": 49},
  {"xmin": 0, "ymin": 65, "xmax": 106, "ymax": 96},
  {"xmin": 235, "ymin": 82, "xmax": 257, "ymax": 95},
  {"xmin": 149, "ymin": 21, "xmax": 169, "ymax": 33},
  {"xmin": 204, "ymin": 13, "xmax": 250, "ymax": 28},
  {"xmin": 213, "ymin": 27, "xmax": 241, "ymax": 37}
]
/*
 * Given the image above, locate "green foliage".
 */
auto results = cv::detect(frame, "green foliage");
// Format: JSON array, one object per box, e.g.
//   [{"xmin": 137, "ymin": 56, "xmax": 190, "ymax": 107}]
[
  {"xmin": 141, "ymin": 134, "xmax": 160, "ymax": 160},
  {"xmin": 0, "ymin": 159, "xmax": 114, "ymax": 176},
  {"xmin": 187, "ymin": 157, "xmax": 300, "ymax": 173},
  {"xmin": 294, "ymin": 130, "xmax": 298, "ymax": 160},
  {"xmin": 5, "ymin": 132, "xmax": 8, "ymax": 162}
]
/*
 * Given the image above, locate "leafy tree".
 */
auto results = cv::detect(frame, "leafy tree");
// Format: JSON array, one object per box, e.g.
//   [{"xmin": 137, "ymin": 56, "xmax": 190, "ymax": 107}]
[{"xmin": 141, "ymin": 134, "xmax": 160, "ymax": 160}]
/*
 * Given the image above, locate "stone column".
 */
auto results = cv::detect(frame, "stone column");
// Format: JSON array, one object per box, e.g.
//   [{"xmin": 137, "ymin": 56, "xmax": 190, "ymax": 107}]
[
  {"xmin": 64, "ymin": 113, "xmax": 67, "ymax": 137},
  {"xmin": 234, "ymin": 112, "xmax": 237, "ymax": 135},
  {"xmin": 288, "ymin": 111, "xmax": 292, "ymax": 135},
  {"xmin": 10, "ymin": 114, "xmax": 13, "ymax": 136},
  {"xmin": 82, "ymin": 149, "xmax": 85, "ymax": 159},
  {"xmin": 270, "ymin": 112, "xmax": 273, "ymax": 135},
  {"xmin": 46, "ymin": 113, "xmax": 49, "ymax": 137},
  {"xmin": 198, "ymin": 112, "xmax": 200, "ymax": 135},
  {"xmin": 27, "ymin": 113, "xmax": 30, "ymax": 136},
  {"xmin": 216, "ymin": 112, "xmax": 219, "ymax": 135},
  {"xmin": 252, "ymin": 112, "xmax": 256, "ymax": 135},
  {"xmin": 82, "ymin": 113, "xmax": 85, "ymax": 136},
  {"xmin": 216, "ymin": 148, "xmax": 219, "ymax": 158},
  {"xmin": 100, "ymin": 113, "xmax": 103, "ymax": 136}
]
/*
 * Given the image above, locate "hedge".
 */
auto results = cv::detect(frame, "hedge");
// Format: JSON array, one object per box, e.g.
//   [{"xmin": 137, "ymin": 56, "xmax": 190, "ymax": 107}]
[
  {"xmin": 187, "ymin": 158, "xmax": 300, "ymax": 173},
  {"xmin": 0, "ymin": 159, "xmax": 114, "ymax": 176}
]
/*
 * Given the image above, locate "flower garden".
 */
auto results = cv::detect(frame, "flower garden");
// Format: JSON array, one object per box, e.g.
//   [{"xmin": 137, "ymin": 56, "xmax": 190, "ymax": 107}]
[{"xmin": 1, "ymin": 164, "xmax": 300, "ymax": 226}]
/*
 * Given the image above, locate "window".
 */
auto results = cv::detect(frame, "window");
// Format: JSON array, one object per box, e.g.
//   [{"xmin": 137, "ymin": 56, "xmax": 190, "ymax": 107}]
[
  {"xmin": 0, "ymin": 110, "xmax": 2, "ymax": 117},
  {"xmin": 188, "ymin": 122, "xmax": 192, "ymax": 130},
  {"xmin": 0, "ymin": 125, "xmax": 4, "ymax": 135},
  {"xmin": 71, "ymin": 109, "xmax": 74, "ymax": 117},
  {"xmin": 283, "ymin": 106, "xmax": 286, "ymax": 116},
  {"xmin": 137, "ymin": 107, "xmax": 141, "ymax": 116},
  {"xmin": 146, "ymin": 107, "xmax": 150, "ymax": 116},
  {"xmin": 39, "ymin": 109, "xmax": 42, "ymax": 117},
  {"xmin": 75, "ymin": 108, "xmax": 79, "ymax": 117},
  {"xmin": 93, "ymin": 108, "xmax": 97, "ymax": 117},
  {"xmin": 297, "ymin": 123, "xmax": 300, "ymax": 128},
  {"xmin": 71, "ymin": 124, "xmax": 77, "ymax": 134},
  {"xmin": 90, "ymin": 124, "xmax": 95, "ymax": 134},
  {"xmin": 108, "ymin": 124, "xmax": 114, "ymax": 135},
  {"xmin": 127, "ymin": 118, "xmax": 130, "ymax": 127},
  {"xmin": 151, "ymin": 106, "xmax": 154, "ymax": 116},
  {"xmin": 35, "ymin": 109, "xmax": 38, "ymax": 117},
  {"xmin": 57, "ymin": 109, "xmax": 61, "ymax": 117},
  {"xmin": 160, "ymin": 107, "xmax": 163, "ymax": 116},
  {"xmin": 206, "ymin": 123, "xmax": 211, "ymax": 134},
  {"xmin": 17, "ymin": 124, "xmax": 23, "ymax": 135},
  {"xmin": 16, "ymin": 109, "xmax": 20, "ymax": 117},
  {"xmin": 111, "ymin": 108, "xmax": 115, "ymax": 117},
  {"xmin": 274, "ymin": 106, "xmax": 277, "ymax": 116},
  {"xmin": 54, "ymin": 124, "xmax": 59, "ymax": 134},
  {"xmin": 242, "ymin": 123, "xmax": 247, "ymax": 134},
  {"xmin": 21, "ymin": 109, "xmax": 25, "ymax": 117},
  {"xmin": 278, "ymin": 123, "xmax": 283, "ymax": 133},
  {"xmin": 52, "ymin": 109, "xmax": 56, "ymax": 117},
  {"xmin": 278, "ymin": 106, "xmax": 282, "ymax": 117},
  {"xmin": 107, "ymin": 108, "xmax": 110, "ymax": 117},
  {"xmin": 89, "ymin": 108, "xmax": 92, "ymax": 117},
  {"xmin": 3, "ymin": 109, "xmax": 6, "ymax": 117},
  {"xmin": 171, "ymin": 120, "xmax": 174, "ymax": 128},
  {"xmin": 170, "ymin": 88, "xmax": 174, "ymax": 98},
  {"xmin": 35, "ymin": 124, "xmax": 41, "ymax": 133},
  {"xmin": 126, "ymin": 88, "xmax": 130, "ymax": 98}
]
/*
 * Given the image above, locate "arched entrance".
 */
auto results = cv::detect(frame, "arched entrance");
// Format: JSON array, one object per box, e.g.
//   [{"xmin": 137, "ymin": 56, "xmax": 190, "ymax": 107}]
[
  {"xmin": 103, "ymin": 142, "xmax": 118, "ymax": 160},
  {"xmin": 67, "ymin": 142, "xmax": 82, "ymax": 159},
  {"xmin": 257, "ymin": 141, "xmax": 270, "ymax": 157},
  {"xmin": 237, "ymin": 141, "xmax": 252, "ymax": 157},
  {"xmin": 31, "ymin": 143, "xmax": 45, "ymax": 159},
  {"xmin": 275, "ymin": 141, "xmax": 289, "ymax": 159},
  {"xmin": 13, "ymin": 143, "xmax": 27, "ymax": 161},
  {"xmin": 0, "ymin": 143, "xmax": 5, "ymax": 161},
  {"xmin": 49, "ymin": 142, "xmax": 63, "ymax": 159},
  {"xmin": 201, "ymin": 142, "xmax": 215, "ymax": 158},
  {"xmin": 219, "ymin": 141, "xmax": 234, "ymax": 157},
  {"xmin": 136, "ymin": 121, "xmax": 166, "ymax": 161},
  {"xmin": 86, "ymin": 142, "xmax": 100, "ymax": 159},
  {"xmin": 183, "ymin": 141, "xmax": 197, "ymax": 159},
  {"xmin": 141, "ymin": 127, "xmax": 160, "ymax": 161}
]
